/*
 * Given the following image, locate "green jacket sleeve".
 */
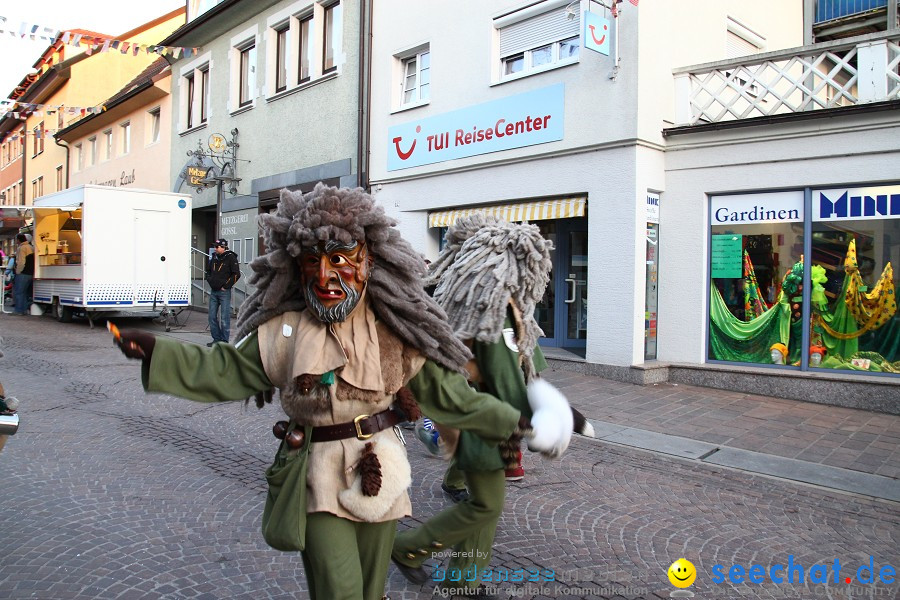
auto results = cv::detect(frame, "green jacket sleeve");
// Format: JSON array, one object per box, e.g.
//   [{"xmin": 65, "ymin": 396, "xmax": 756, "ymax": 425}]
[
  {"xmin": 407, "ymin": 360, "xmax": 520, "ymax": 443},
  {"xmin": 141, "ymin": 332, "xmax": 272, "ymax": 403}
]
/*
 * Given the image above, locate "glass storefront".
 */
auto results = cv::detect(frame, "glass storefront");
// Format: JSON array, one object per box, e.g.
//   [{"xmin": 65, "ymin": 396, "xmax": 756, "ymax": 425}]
[{"xmin": 707, "ymin": 185, "xmax": 899, "ymax": 376}]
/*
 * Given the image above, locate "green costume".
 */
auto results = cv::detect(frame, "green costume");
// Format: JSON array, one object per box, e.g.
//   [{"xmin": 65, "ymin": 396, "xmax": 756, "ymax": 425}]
[
  {"xmin": 393, "ymin": 312, "xmax": 548, "ymax": 592},
  {"xmin": 142, "ymin": 324, "xmax": 521, "ymax": 600}
]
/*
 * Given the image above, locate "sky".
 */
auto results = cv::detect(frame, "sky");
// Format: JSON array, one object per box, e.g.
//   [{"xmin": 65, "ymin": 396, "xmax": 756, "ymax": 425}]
[{"xmin": 0, "ymin": 0, "xmax": 185, "ymax": 98}]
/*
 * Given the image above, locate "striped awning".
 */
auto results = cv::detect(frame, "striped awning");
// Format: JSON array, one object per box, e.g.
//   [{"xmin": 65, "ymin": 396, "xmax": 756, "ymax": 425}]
[{"xmin": 428, "ymin": 197, "xmax": 586, "ymax": 228}]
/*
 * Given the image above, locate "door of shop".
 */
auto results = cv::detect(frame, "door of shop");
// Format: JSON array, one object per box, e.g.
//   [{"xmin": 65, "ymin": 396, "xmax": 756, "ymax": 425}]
[{"xmin": 536, "ymin": 218, "xmax": 588, "ymax": 351}]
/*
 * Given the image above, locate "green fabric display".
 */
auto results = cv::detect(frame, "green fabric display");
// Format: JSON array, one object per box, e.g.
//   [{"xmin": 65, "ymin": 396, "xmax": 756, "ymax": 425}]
[
  {"xmin": 709, "ymin": 285, "xmax": 792, "ymax": 363},
  {"xmin": 262, "ymin": 423, "xmax": 312, "ymax": 551}
]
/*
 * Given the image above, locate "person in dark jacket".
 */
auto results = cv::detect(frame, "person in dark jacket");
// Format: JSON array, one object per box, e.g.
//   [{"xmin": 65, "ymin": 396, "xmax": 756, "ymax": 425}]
[{"xmin": 206, "ymin": 238, "xmax": 241, "ymax": 345}]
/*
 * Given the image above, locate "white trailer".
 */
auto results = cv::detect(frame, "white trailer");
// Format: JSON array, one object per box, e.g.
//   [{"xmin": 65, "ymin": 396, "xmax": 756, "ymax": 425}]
[{"xmin": 16, "ymin": 185, "xmax": 191, "ymax": 324}]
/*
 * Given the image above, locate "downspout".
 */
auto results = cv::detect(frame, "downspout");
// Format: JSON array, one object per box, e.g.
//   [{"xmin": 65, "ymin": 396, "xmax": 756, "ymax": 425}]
[
  {"xmin": 54, "ymin": 137, "xmax": 70, "ymax": 190},
  {"xmin": 21, "ymin": 125, "xmax": 27, "ymax": 203},
  {"xmin": 356, "ymin": 0, "xmax": 372, "ymax": 190}
]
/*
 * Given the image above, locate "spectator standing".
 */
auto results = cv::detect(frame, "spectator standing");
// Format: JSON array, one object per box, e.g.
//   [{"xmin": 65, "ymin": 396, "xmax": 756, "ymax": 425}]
[
  {"xmin": 205, "ymin": 238, "xmax": 240, "ymax": 345},
  {"xmin": 12, "ymin": 234, "xmax": 34, "ymax": 315}
]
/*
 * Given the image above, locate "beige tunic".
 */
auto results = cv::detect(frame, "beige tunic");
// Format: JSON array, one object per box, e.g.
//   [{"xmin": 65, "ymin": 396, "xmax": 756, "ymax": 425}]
[{"xmin": 257, "ymin": 298, "xmax": 425, "ymax": 522}]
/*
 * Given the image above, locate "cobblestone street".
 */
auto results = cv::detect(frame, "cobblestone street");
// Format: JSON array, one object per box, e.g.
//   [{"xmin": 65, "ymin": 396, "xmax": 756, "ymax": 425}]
[{"xmin": 1, "ymin": 313, "xmax": 898, "ymax": 600}]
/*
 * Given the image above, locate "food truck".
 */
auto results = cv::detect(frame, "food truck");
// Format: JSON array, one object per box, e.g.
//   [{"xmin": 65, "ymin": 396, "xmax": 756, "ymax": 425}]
[{"xmin": 8, "ymin": 185, "xmax": 191, "ymax": 324}]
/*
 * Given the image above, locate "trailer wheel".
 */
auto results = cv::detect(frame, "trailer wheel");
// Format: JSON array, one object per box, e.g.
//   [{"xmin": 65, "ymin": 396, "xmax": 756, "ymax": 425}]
[{"xmin": 52, "ymin": 299, "xmax": 73, "ymax": 323}]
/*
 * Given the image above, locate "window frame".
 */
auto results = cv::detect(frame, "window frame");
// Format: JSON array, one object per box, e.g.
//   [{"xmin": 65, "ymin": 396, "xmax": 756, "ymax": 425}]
[
  {"xmin": 147, "ymin": 107, "xmax": 161, "ymax": 144},
  {"xmin": 275, "ymin": 26, "xmax": 290, "ymax": 92},
  {"xmin": 400, "ymin": 48, "xmax": 431, "ymax": 108},
  {"xmin": 238, "ymin": 42, "xmax": 257, "ymax": 107},
  {"xmin": 322, "ymin": 1, "xmax": 341, "ymax": 74},
  {"xmin": 179, "ymin": 52, "xmax": 212, "ymax": 134},
  {"xmin": 494, "ymin": 1, "xmax": 581, "ymax": 84},
  {"xmin": 120, "ymin": 122, "xmax": 131, "ymax": 155},
  {"xmin": 55, "ymin": 165, "xmax": 63, "ymax": 191},
  {"xmin": 88, "ymin": 136, "xmax": 97, "ymax": 166},
  {"xmin": 103, "ymin": 129, "xmax": 113, "ymax": 160}
]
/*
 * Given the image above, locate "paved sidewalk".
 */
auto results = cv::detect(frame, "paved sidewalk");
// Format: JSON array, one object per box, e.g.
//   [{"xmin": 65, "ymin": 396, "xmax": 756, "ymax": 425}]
[
  {"xmin": 0, "ymin": 310, "xmax": 898, "ymax": 600},
  {"xmin": 154, "ymin": 307, "xmax": 900, "ymax": 496}
]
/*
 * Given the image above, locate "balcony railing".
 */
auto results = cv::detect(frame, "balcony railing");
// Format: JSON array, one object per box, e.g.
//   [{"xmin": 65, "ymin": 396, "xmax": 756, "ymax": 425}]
[
  {"xmin": 816, "ymin": 0, "xmax": 888, "ymax": 23},
  {"xmin": 673, "ymin": 32, "xmax": 900, "ymax": 126}
]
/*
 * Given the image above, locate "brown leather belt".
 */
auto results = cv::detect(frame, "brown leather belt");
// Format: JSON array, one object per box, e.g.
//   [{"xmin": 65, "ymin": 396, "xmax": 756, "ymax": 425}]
[{"xmin": 310, "ymin": 408, "xmax": 404, "ymax": 443}]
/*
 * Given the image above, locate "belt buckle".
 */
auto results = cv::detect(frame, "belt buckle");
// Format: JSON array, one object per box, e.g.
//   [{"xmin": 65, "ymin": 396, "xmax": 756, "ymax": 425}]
[{"xmin": 354, "ymin": 414, "xmax": 373, "ymax": 440}]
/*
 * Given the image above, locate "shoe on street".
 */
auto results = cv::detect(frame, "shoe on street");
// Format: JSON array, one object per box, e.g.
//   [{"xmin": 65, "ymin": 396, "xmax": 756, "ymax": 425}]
[
  {"xmin": 504, "ymin": 465, "xmax": 524, "ymax": 482},
  {"xmin": 441, "ymin": 482, "xmax": 469, "ymax": 503},
  {"xmin": 391, "ymin": 555, "xmax": 429, "ymax": 586}
]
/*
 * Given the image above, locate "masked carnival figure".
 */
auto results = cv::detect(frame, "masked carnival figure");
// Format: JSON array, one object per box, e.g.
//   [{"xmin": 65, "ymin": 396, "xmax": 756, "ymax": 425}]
[{"xmin": 113, "ymin": 185, "xmax": 572, "ymax": 600}]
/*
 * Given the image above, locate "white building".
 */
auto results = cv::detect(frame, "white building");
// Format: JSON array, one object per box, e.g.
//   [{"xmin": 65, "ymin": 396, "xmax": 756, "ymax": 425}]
[{"xmin": 369, "ymin": 0, "xmax": 900, "ymax": 407}]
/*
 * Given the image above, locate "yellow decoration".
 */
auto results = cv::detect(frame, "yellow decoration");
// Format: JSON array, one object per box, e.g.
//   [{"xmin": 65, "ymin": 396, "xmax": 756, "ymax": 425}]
[{"xmin": 843, "ymin": 239, "xmax": 896, "ymax": 332}]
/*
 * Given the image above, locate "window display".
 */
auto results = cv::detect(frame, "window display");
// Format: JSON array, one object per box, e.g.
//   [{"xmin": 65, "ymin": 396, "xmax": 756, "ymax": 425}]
[
  {"xmin": 708, "ymin": 185, "xmax": 899, "ymax": 378},
  {"xmin": 708, "ymin": 191, "xmax": 804, "ymax": 366}
]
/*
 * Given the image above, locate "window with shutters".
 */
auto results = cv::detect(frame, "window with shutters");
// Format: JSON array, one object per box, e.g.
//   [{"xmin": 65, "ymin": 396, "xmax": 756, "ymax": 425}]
[{"xmin": 495, "ymin": 2, "xmax": 580, "ymax": 83}]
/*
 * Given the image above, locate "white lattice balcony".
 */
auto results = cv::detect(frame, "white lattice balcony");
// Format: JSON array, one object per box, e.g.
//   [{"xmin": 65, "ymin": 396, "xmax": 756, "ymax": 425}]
[{"xmin": 673, "ymin": 31, "xmax": 900, "ymax": 126}]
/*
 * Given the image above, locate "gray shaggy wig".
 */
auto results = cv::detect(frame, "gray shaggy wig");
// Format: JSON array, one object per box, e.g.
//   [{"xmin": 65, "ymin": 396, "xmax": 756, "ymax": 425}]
[
  {"xmin": 424, "ymin": 213, "xmax": 553, "ymax": 381},
  {"xmin": 235, "ymin": 184, "xmax": 471, "ymax": 379}
]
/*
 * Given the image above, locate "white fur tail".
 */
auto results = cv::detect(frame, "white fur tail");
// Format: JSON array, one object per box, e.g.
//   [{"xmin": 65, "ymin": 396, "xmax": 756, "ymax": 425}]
[{"xmin": 526, "ymin": 379, "xmax": 573, "ymax": 459}]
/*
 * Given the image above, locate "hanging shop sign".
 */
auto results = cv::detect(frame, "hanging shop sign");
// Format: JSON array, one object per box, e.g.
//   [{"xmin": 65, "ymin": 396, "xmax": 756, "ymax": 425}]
[
  {"xmin": 583, "ymin": 11, "xmax": 611, "ymax": 56},
  {"xmin": 184, "ymin": 165, "xmax": 212, "ymax": 188},
  {"xmin": 814, "ymin": 184, "xmax": 900, "ymax": 222},
  {"xmin": 711, "ymin": 191, "xmax": 803, "ymax": 225},
  {"xmin": 387, "ymin": 84, "xmax": 564, "ymax": 171}
]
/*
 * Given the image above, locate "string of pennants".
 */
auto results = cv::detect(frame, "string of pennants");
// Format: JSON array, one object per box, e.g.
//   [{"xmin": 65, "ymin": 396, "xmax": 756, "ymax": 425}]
[
  {"xmin": 3, "ymin": 127, "xmax": 68, "ymax": 141},
  {"xmin": 0, "ymin": 18, "xmax": 201, "ymax": 59},
  {"xmin": 1, "ymin": 101, "xmax": 105, "ymax": 119}
]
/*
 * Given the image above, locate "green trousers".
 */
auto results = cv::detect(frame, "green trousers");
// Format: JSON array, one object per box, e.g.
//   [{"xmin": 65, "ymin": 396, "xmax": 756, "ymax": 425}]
[
  {"xmin": 301, "ymin": 512, "xmax": 396, "ymax": 600},
  {"xmin": 394, "ymin": 468, "xmax": 505, "ymax": 590}
]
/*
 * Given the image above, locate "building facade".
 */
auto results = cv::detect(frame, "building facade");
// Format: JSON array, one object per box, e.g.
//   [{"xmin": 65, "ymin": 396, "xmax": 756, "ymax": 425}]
[
  {"xmin": 162, "ymin": 0, "xmax": 369, "ymax": 307},
  {"xmin": 56, "ymin": 59, "xmax": 174, "ymax": 194},
  {"xmin": 369, "ymin": 0, "xmax": 801, "ymax": 368}
]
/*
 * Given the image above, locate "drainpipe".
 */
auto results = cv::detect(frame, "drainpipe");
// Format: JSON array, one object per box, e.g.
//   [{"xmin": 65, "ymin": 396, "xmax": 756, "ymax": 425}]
[
  {"xmin": 54, "ymin": 136, "xmax": 70, "ymax": 190},
  {"xmin": 357, "ymin": 0, "xmax": 372, "ymax": 190}
]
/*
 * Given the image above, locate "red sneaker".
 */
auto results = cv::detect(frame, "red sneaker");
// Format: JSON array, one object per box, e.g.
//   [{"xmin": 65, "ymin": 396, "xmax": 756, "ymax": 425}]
[{"xmin": 505, "ymin": 465, "xmax": 524, "ymax": 481}]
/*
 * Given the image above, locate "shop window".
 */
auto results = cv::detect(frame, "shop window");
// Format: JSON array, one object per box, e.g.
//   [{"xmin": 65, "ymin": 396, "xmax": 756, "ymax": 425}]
[
  {"xmin": 708, "ymin": 191, "xmax": 804, "ymax": 366},
  {"xmin": 495, "ymin": 2, "xmax": 580, "ymax": 83},
  {"xmin": 809, "ymin": 186, "xmax": 900, "ymax": 374},
  {"xmin": 708, "ymin": 186, "xmax": 900, "ymax": 378}
]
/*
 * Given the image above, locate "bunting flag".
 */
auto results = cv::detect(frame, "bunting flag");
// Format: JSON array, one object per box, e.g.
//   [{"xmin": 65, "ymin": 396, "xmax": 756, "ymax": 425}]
[
  {"xmin": 0, "ymin": 101, "xmax": 106, "ymax": 118},
  {"xmin": 0, "ymin": 18, "xmax": 201, "ymax": 57},
  {"xmin": 628, "ymin": 0, "xmax": 639, "ymax": 5}
]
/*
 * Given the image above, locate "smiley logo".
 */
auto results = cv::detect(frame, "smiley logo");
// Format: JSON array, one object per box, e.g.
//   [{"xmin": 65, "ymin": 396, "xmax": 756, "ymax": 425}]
[
  {"xmin": 588, "ymin": 23, "xmax": 608, "ymax": 45},
  {"xmin": 392, "ymin": 125, "xmax": 421, "ymax": 160},
  {"xmin": 667, "ymin": 559, "xmax": 696, "ymax": 588}
]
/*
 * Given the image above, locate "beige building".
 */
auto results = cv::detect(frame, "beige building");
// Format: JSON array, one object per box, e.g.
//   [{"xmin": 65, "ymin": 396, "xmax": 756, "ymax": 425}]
[
  {"xmin": 57, "ymin": 59, "xmax": 173, "ymax": 193},
  {"xmin": 12, "ymin": 8, "xmax": 185, "ymax": 204}
]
